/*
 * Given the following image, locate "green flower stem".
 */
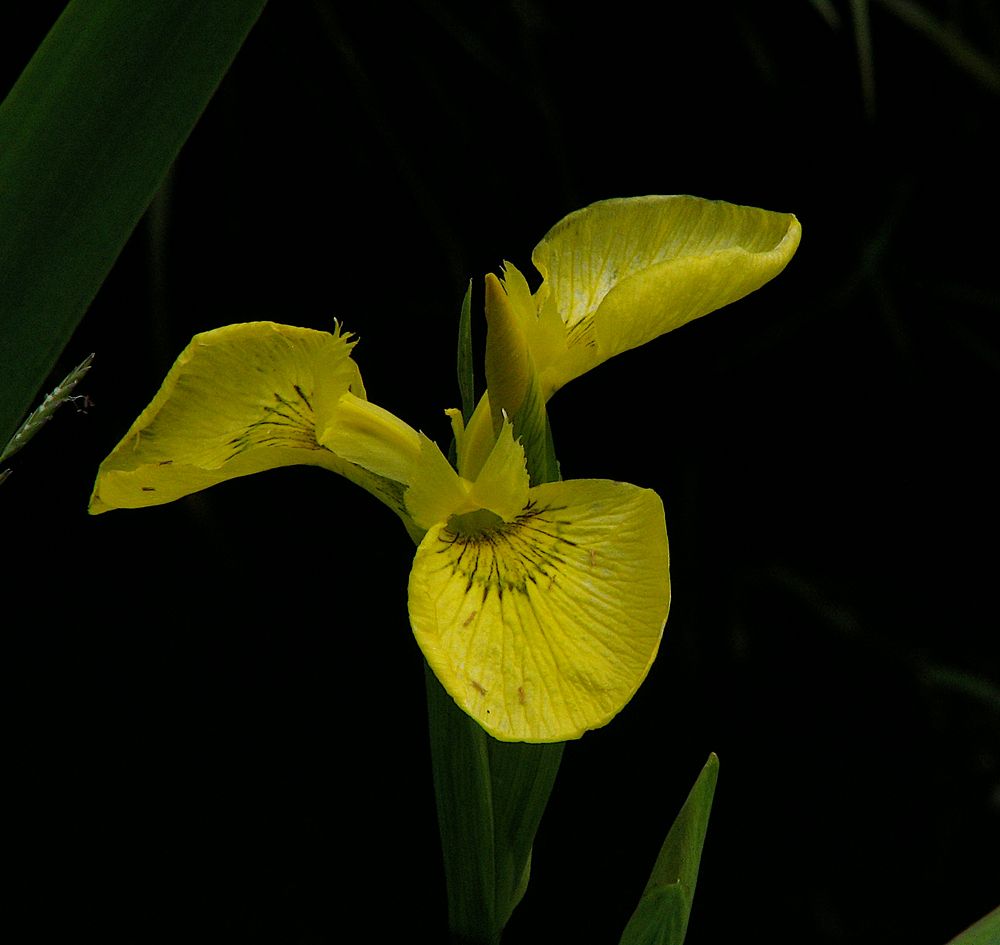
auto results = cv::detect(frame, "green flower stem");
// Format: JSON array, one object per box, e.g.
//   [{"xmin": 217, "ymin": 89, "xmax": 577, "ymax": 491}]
[{"xmin": 425, "ymin": 665, "xmax": 563, "ymax": 943}]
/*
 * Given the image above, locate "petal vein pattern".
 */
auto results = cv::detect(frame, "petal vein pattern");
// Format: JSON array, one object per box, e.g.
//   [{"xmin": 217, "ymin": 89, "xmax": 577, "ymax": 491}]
[
  {"xmin": 408, "ymin": 479, "xmax": 670, "ymax": 742},
  {"xmin": 88, "ymin": 322, "xmax": 417, "ymax": 529},
  {"xmin": 529, "ymin": 195, "xmax": 801, "ymax": 397}
]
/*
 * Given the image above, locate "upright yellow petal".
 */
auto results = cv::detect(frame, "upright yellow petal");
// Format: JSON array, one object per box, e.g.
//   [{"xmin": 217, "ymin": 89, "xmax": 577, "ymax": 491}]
[
  {"xmin": 404, "ymin": 421, "xmax": 529, "ymax": 532},
  {"xmin": 465, "ymin": 420, "xmax": 530, "ymax": 521},
  {"xmin": 531, "ymin": 195, "xmax": 801, "ymax": 397},
  {"xmin": 496, "ymin": 261, "xmax": 579, "ymax": 392},
  {"xmin": 485, "ymin": 270, "xmax": 533, "ymax": 427},
  {"xmin": 404, "ymin": 433, "xmax": 472, "ymax": 532},
  {"xmin": 408, "ymin": 479, "xmax": 670, "ymax": 742},
  {"xmin": 485, "ymin": 266, "xmax": 562, "ymax": 485},
  {"xmin": 452, "ymin": 393, "xmax": 497, "ymax": 482}
]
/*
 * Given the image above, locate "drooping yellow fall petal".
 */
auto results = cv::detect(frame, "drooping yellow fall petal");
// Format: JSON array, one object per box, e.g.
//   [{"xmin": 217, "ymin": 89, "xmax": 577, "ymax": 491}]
[
  {"xmin": 530, "ymin": 195, "xmax": 802, "ymax": 397},
  {"xmin": 89, "ymin": 322, "xmax": 412, "ymax": 526},
  {"xmin": 408, "ymin": 478, "xmax": 670, "ymax": 742}
]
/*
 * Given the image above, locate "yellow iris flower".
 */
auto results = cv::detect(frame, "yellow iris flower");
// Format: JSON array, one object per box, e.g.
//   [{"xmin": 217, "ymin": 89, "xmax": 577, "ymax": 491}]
[{"xmin": 90, "ymin": 195, "xmax": 800, "ymax": 742}]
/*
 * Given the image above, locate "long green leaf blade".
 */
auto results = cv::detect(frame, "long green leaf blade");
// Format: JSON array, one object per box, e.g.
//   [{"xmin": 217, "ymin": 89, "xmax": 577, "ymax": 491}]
[
  {"xmin": 0, "ymin": 0, "xmax": 269, "ymax": 447},
  {"xmin": 619, "ymin": 753, "xmax": 720, "ymax": 945},
  {"xmin": 425, "ymin": 664, "xmax": 564, "ymax": 943},
  {"xmin": 487, "ymin": 737, "xmax": 563, "ymax": 930},
  {"xmin": 425, "ymin": 664, "xmax": 498, "ymax": 943}
]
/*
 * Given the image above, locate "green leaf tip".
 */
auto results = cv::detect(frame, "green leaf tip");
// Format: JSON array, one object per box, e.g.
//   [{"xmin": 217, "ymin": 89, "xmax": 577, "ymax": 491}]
[{"xmin": 619, "ymin": 753, "xmax": 720, "ymax": 945}]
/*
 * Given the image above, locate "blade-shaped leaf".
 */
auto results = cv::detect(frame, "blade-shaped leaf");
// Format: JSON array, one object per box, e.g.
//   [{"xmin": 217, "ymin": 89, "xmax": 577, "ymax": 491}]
[
  {"xmin": 425, "ymin": 664, "xmax": 563, "ymax": 944},
  {"xmin": 458, "ymin": 280, "xmax": 475, "ymax": 424},
  {"xmin": 619, "ymin": 753, "xmax": 720, "ymax": 945},
  {"xmin": 0, "ymin": 0, "xmax": 269, "ymax": 448},
  {"xmin": 487, "ymin": 734, "xmax": 563, "ymax": 929},
  {"xmin": 425, "ymin": 663, "xmax": 498, "ymax": 942},
  {"xmin": 945, "ymin": 905, "xmax": 1000, "ymax": 945}
]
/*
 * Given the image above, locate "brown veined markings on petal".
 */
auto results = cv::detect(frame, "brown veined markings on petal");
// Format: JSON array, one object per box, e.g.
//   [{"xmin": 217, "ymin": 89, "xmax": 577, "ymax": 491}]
[
  {"xmin": 436, "ymin": 503, "xmax": 578, "ymax": 603},
  {"xmin": 423, "ymin": 503, "xmax": 583, "ymax": 733},
  {"xmin": 227, "ymin": 385, "xmax": 321, "ymax": 460},
  {"xmin": 564, "ymin": 313, "xmax": 597, "ymax": 350},
  {"xmin": 412, "ymin": 480, "xmax": 669, "ymax": 740}
]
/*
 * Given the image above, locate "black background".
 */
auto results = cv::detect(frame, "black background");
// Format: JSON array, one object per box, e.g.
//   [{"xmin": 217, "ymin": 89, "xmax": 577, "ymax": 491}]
[{"xmin": 4, "ymin": 2, "xmax": 999, "ymax": 943}]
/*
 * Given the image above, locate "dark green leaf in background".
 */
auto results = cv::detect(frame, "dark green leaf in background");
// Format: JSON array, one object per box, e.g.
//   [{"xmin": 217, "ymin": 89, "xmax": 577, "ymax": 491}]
[{"xmin": 0, "ymin": 0, "xmax": 269, "ymax": 449}]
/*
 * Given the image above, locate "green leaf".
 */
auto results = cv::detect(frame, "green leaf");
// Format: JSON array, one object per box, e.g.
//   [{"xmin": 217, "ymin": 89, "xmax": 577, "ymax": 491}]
[
  {"xmin": 425, "ymin": 664, "xmax": 498, "ymax": 943},
  {"xmin": 0, "ymin": 0, "xmax": 269, "ymax": 448},
  {"xmin": 509, "ymin": 369, "xmax": 560, "ymax": 486},
  {"xmin": 945, "ymin": 905, "xmax": 1000, "ymax": 945},
  {"xmin": 425, "ymin": 664, "xmax": 563, "ymax": 944},
  {"xmin": 619, "ymin": 753, "xmax": 720, "ymax": 945},
  {"xmin": 458, "ymin": 280, "xmax": 475, "ymax": 425},
  {"xmin": 487, "ymin": 735, "xmax": 563, "ymax": 929}
]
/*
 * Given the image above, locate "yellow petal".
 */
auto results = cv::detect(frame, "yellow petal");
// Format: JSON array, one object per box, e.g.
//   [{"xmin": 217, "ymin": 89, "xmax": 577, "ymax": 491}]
[
  {"xmin": 454, "ymin": 392, "xmax": 499, "ymax": 482},
  {"xmin": 496, "ymin": 261, "xmax": 578, "ymax": 394},
  {"xmin": 404, "ymin": 433, "xmax": 472, "ymax": 532},
  {"xmin": 405, "ymin": 421, "xmax": 529, "ymax": 531},
  {"xmin": 531, "ymin": 195, "xmax": 802, "ymax": 397},
  {"xmin": 89, "ymin": 322, "xmax": 410, "ymax": 527},
  {"xmin": 318, "ymin": 391, "xmax": 421, "ymax": 484},
  {"xmin": 484, "ymin": 270, "xmax": 533, "ymax": 425},
  {"xmin": 465, "ymin": 419, "xmax": 529, "ymax": 520},
  {"xmin": 408, "ymin": 479, "xmax": 670, "ymax": 742}
]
